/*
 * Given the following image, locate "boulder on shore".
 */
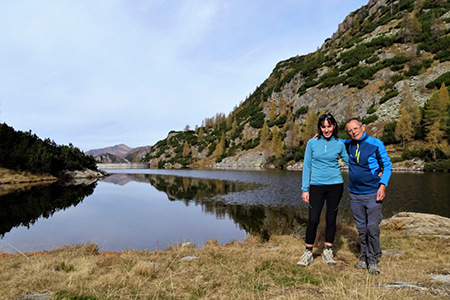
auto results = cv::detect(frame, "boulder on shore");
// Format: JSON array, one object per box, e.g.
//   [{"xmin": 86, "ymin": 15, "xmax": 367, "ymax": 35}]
[
  {"xmin": 381, "ymin": 212, "xmax": 450, "ymax": 238},
  {"xmin": 56, "ymin": 168, "xmax": 109, "ymax": 180}
]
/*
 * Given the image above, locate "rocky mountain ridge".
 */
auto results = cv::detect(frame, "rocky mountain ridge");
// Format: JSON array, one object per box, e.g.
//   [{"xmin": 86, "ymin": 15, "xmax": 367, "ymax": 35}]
[
  {"xmin": 87, "ymin": 144, "xmax": 151, "ymax": 164},
  {"xmin": 142, "ymin": 0, "xmax": 450, "ymax": 170}
]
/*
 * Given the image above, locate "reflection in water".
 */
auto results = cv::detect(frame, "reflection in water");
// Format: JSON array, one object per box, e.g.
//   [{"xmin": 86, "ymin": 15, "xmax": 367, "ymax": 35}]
[
  {"xmin": 105, "ymin": 173, "xmax": 310, "ymax": 241},
  {"xmin": 0, "ymin": 182, "xmax": 96, "ymax": 237},
  {"xmin": 2, "ymin": 170, "xmax": 449, "ymax": 252},
  {"xmin": 104, "ymin": 171, "xmax": 450, "ymax": 242}
]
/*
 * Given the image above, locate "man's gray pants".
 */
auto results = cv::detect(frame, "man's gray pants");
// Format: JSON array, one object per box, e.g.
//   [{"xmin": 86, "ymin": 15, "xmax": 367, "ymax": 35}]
[{"xmin": 349, "ymin": 192, "xmax": 382, "ymax": 265}]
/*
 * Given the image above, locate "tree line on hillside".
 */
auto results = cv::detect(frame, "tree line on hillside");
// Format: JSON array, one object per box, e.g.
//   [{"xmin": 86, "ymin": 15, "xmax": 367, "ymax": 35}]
[
  {"xmin": 144, "ymin": 83, "xmax": 450, "ymax": 172},
  {"xmin": 0, "ymin": 123, "xmax": 97, "ymax": 175}
]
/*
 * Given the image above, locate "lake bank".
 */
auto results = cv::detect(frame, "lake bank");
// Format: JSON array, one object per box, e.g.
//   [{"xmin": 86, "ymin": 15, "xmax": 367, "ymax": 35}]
[
  {"xmin": 0, "ymin": 168, "xmax": 57, "ymax": 185},
  {"xmin": 1, "ymin": 214, "xmax": 449, "ymax": 300},
  {"xmin": 0, "ymin": 167, "xmax": 108, "ymax": 187}
]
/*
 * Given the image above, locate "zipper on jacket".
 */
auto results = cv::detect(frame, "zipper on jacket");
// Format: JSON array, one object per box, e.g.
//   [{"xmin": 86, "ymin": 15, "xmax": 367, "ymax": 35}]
[{"xmin": 325, "ymin": 140, "xmax": 327, "ymax": 152}]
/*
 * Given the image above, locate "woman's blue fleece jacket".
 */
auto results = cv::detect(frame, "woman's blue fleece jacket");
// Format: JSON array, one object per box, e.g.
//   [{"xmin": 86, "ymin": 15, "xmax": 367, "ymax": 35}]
[{"xmin": 301, "ymin": 136, "xmax": 349, "ymax": 193}]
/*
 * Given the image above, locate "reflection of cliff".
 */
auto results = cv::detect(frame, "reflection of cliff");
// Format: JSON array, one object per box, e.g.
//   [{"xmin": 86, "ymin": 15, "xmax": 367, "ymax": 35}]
[
  {"xmin": 143, "ymin": 174, "xmax": 310, "ymax": 240},
  {"xmin": 0, "ymin": 182, "xmax": 96, "ymax": 237}
]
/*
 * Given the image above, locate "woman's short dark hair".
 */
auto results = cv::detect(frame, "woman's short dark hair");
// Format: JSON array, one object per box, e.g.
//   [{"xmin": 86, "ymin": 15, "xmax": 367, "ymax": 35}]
[{"xmin": 317, "ymin": 113, "xmax": 339, "ymax": 139}]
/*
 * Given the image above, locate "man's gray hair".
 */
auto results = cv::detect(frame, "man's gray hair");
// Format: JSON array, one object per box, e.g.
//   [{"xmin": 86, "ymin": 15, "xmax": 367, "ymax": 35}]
[{"xmin": 345, "ymin": 118, "xmax": 363, "ymax": 126}]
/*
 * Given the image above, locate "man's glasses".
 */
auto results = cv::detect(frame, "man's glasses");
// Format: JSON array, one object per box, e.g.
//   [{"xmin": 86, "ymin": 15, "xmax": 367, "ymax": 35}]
[{"xmin": 347, "ymin": 126, "xmax": 361, "ymax": 133}]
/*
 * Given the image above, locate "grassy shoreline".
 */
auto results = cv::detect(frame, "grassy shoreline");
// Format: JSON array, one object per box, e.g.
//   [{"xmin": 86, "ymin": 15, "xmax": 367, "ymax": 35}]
[
  {"xmin": 1, "ymin": 222, "xmax": 449, "ymax": 300},
  {"xmin": 0, "ymin": 167, "xmax": 57, "ymax": 184}
]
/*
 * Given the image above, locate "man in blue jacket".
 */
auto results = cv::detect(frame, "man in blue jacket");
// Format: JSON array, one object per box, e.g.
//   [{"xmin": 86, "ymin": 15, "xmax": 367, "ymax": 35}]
[{"xmin": 342, "ymin": 118, "xmax": 392, "ymax": 275}]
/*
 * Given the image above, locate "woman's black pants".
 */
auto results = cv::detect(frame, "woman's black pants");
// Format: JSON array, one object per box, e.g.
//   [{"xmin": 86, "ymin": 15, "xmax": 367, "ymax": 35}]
[{"xmin": 305, "ymin": 183, "xmax": 343, "ymax": 245}]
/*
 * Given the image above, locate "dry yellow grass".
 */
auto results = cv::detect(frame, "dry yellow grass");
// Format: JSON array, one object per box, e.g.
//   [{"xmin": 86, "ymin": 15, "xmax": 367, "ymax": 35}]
[
  {"xmin": 0, "ymin": 167, "xmax": 57, "ymax": 184},
  {"xmin": 0, "ymin": 168, "xmax": 58, "ymax": 196},
  {"xmin": 1, "ymin": 223, "xmax": 449, "ymax": 300}
]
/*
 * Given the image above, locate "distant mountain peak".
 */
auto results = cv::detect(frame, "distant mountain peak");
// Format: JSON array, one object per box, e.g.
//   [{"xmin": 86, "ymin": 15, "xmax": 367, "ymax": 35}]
[{"xmin": 86, "ymin": 144, "xmax": 151, "ymax": 164}]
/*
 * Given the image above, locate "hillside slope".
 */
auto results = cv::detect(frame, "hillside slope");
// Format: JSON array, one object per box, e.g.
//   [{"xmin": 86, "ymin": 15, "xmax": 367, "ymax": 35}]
[{"xmin": 143, "ymin": 0, "xmax": 450, "ymax": 171}]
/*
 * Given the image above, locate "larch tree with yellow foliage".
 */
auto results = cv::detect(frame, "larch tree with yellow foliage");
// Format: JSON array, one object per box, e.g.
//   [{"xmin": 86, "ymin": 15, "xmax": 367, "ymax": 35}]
[
  {"xmin": 213, "ymin": 134, "xmax": 226, "ymax": 158},
  {"xmin": 269, "ymin": 103, "xmax": 277, "ymax": 122},
  {"xmin": 197, "ymin": 128, "xmax": 204, "ymax": 142},
  {"xmin": 182, "ymin": 141, "xmax": 191, "ymax": 158},
  {"xmin": 395, "ymin": 109, "xmax": 415, "ymax": 148},
  {"xmin": 259, "ymin": 121, "xmax": 270, "ymax": 149},
  {"xmin": 301, "ymin": 111, "xmax": 319, "ymax": 142},
  {"xmin": 270, "ymin": 126, "xmax": 284, "ymax": 158},
  {"xmin": 399, "ymin": 85, "xmax": 422, "ymax": 128},
  {"xmin": 426, "ymin": 121, "xmax": 444, "ymax": 160}
]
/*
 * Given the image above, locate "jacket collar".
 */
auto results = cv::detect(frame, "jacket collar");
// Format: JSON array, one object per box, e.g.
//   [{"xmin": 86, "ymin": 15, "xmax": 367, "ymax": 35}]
[
  {"xmin": 358, "ymin": 132, "xmax": 368, "ymax": 142},
  {"xmin": 351, "ymin": 132, "xmax": 368, "ymax": 143}
]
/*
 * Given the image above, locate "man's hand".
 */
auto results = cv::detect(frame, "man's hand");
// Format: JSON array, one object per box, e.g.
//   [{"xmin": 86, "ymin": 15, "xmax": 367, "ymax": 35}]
[
  {"xmin": 377, "ymin": 184, "xmax": 386, "ymax": 201},
  {"xmin": 302, "ymin": 192, "xmax": 310, "ymax": 203}
]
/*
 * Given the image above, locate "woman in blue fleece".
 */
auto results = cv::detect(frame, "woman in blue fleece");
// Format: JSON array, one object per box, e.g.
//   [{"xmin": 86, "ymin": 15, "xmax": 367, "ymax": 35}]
[{"xmin": 297, "ymin": 113, "xmax": 349, "ymax": 267}]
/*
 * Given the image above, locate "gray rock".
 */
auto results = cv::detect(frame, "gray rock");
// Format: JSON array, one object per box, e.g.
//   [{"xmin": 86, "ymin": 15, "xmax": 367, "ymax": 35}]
[
  {"xmin": 430, "ymin": 274, "xmax": 450, "ymax": 284},
  {"xmin": 181, "ymin": 256, "xmax": 197, "ymax": 261},
  {"xmin": 382, "ymin": 249, "xmax": 406, "ymax": 258},
  {"xmin": 380, "ymin": 212, "xmax": 450, "ymax": 237},
  {"xmin": 18, "ymin": 293, "xmax": 52, "ymax": 300},
  {"xmin": 57, "ymin": 168, "xmax": 108, "ymax": 179},
  {"xmin": 215, "ymin": 150, "xmax": 266, "ymax": 169},
  {"xmin": 380, "ymin": 281, "xmax": 428, "ymax": 291}
]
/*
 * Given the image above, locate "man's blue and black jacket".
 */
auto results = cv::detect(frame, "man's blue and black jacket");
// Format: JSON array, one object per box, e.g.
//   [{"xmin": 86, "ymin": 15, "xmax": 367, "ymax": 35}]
[{"xmin": 341, "ymin": 132, "xmax": 392, "ymax": 194}]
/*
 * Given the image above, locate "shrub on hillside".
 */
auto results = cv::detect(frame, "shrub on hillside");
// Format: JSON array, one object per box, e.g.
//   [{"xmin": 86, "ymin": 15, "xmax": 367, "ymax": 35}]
[
  {"xmin": 268, "ymin": 115, "xmax": 287, "ymax": 128},
  {"xmin": 294, "ymin": 106, "xmax": 309, "ymax": 118},
  {"xmin": 402, "ymin": 147, "xmax": 433, "ymax": 162},
  {"xmin": 249, "ymin": 111, "xmax": 265, "ymax": 129},
  {"xmin": 381, "ymin": 121, "xmax": 398, "ymax": 145},
  {"xmin": 424, "ymin": 159, "xmax": 450, "ymax": 172},
  {"xmin": 426, "ymin": 71, "xmax": 450, "ymax": 89},
  {"xmin": 361, "ymin": 114, "xmax": 379, "ymax": 125},
  {"xmin": 380, "ymin": 90, "xmax": 399, "ymax": 104},
  {"xmin": 405, "ymin": 59, "xmax": 433, "ymax": 76}
]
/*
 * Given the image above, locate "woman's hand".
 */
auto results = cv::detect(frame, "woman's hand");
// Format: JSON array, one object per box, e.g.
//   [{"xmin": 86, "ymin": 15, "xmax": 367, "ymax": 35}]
[{"xmin": 302, "ymin": 192, "xmax": 310, "ymax": 203}]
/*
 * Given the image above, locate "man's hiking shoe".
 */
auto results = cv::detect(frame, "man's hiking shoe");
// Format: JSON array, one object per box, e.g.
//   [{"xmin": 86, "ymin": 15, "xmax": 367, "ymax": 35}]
[
  {"xmin": 297, "ymin": 249, "xmax": 313, "ymax": 267},
  {"xmin": 322, "ymin": 248, "xmax": 336, "ymax": 265},
  {"xmin": 354, "ymin": 259, "xmax": 367, "ymax": 269},
  {"xmin": 368, "ymin": 264, "xmax": 381, "ymax": 275}
]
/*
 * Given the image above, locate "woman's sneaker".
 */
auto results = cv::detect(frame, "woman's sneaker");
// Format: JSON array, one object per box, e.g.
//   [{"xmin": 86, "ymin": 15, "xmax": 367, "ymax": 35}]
[
  {"xmin": 322, "ymin": 248, "xmax": 336, "ymax": 265},
  {"xmin": 368, "ymin": 263, "xmax": 381, "ymax": 275},
  {"xmin": 354, "ymin": 259, "xmax": 367, "ymax": 269},
  {"xmin": 297, "ymin": 249, "xmax": 313, "ymax": 267}
]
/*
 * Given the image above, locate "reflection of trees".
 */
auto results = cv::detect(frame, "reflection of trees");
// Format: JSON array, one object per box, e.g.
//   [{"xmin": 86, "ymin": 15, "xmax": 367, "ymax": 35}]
[
  {"xmin": 0, "ymin": 182, "xmax": 96, "ymax": 237},
  {"xmin": 144, "ymin": 174, "xmax": 310, "ymax": 241},
  {"xmin": 145, "ymin": 174, "xmax": 259, "ymax": 204}
]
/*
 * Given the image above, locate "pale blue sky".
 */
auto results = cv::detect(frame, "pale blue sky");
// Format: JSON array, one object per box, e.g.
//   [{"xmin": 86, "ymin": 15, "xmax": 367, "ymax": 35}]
[{"xmin": 0, "ymin": 0, "xmax": 368, "ymax": 151}]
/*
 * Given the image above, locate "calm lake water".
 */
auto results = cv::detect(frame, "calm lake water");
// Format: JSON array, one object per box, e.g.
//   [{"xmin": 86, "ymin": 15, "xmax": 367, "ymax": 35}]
[{"xmin": 1, "ymin": 169, "xmax": 449, "ymax": 254}]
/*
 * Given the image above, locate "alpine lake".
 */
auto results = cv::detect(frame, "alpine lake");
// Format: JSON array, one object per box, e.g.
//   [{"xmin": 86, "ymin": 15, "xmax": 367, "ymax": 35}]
[{"xmin": 1, "ymin": 169, "xmax": 449, "ymax": 254}]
